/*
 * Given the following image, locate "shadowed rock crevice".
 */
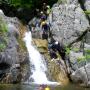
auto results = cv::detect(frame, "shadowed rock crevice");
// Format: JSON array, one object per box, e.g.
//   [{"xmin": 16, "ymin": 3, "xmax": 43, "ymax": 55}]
[
  {"xmin": 0, "ymin": 62, "xmax": 10, "ymax": 81},
  {"xmin": 0, "ymin": 63, "xmax": 10, "ymax": 70},
  {"xmin": 68, "ymin": 27, "xmax": 90, "ymax": 47},
  {"xmin": 78, "ymin": 0, "xmax": 90, "ymax": 24}
]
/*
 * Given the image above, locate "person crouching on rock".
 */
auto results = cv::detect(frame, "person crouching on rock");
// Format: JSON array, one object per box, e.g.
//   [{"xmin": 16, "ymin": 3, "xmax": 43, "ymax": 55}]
[{"xmin": 49, "ymin": 48, "xmax": 58, "ymax": 61}]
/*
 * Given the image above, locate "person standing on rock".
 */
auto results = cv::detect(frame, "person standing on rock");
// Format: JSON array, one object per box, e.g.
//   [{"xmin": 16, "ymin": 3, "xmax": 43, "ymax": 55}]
[
  {"xmin": 35, "ymin": 8, "xmax": 40, "ymax": 18},
  {"xmin": 41, "ymin": 20, "xmax": 49, "ymax": 40},
  {"xmin": 40, "ymin": 11, "xmax": 47, "ymax": 21},
  {"xmin": 42, "ymin": 3, "xmax": 47, "ymax": 15},
  {"xmin": 42, "ymin": 3, "xmax": 50, "ymax": 19},
  {"xmin": 46, "ymin": 5, "xmax": 51, "ymax": 17}
]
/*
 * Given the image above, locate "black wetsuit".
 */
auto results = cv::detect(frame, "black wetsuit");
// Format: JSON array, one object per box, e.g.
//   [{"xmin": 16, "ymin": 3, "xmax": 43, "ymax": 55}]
[
  {"xmin": 51, "ymin": 42, "xmax": 66, "ymax": 60},
  {"xmin": 49, "ymin": 50, "xmax": 58, "ymax": 59}
]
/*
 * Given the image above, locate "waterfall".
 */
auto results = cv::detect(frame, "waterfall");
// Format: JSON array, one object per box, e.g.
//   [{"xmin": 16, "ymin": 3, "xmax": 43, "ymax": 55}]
[{"xmin": 24, "ymin": 31, "xmax": 60, "ymax": 85}]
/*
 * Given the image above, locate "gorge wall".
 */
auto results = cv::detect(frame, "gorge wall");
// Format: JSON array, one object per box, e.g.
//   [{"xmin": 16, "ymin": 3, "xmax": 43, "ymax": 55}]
[
  {"xmin": 0, "ymin": 0, "xmax": 90, "ymax": 87},
  {"xmin": 49, "ymin": 0, "xmax": 90, "ymax": 87},
  {"xmin": 0, "ymin": 11, "xmax": 30, "ymax": 83}
]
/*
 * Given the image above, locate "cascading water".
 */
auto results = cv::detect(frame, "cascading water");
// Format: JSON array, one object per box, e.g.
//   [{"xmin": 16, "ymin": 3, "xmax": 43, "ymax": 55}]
[{"xmin": 24, "ymin": 31, "xmax": 60, "ymax": 85}]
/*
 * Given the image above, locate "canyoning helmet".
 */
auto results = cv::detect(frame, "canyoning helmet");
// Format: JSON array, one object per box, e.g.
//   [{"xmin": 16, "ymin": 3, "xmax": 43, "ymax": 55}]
[
  {"xmin": 40, "ymin": 11, "xmax": 43, "ymax": 14},
  {"xmin": 55, "ymin": 41, "xmax": 58, "ymax": 45},
  {"xmin": 47, "ymin": 5, "xmax": 50, "ymax": 8}
]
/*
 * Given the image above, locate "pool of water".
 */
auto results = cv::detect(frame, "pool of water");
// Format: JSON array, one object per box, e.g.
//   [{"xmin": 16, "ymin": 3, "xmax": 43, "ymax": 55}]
[{"xmin": 0, "ymin": 84, "xmax": 90, "ymax": 90}]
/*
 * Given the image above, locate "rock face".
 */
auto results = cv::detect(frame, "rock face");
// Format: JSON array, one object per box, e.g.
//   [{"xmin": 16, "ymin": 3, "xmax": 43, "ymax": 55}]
[
  {"xmin": 27, "ymin": 0, "xmax": 90, "ymax": 86},
  {"xmin": 0, "ymin": 0, "xmax": 90, "ymax": 86},
  {"xmin": 47, "ymin": 58, "xmax": 69, "ymax": 85},
  {"xmin": 70, "ymin": 43, "xmax": 90, "ymax": 86},
  {"xmin": 0, "ymin": 10, "xmax": 29, "ymax": 83},
  {"xmin": 50, "ymin": 0, "xmax": 89, "ymax": 45},
  {"xmin": 48, "ymin": 0, "xmax": 90, "ymax": 87},
  {"xmin": 85, "ymin": 0, "xmax": 90, "ymax": 18},
  {"xmin": 71, "ymin": 63, "xmax": 90, "ymax": 86},
  {"xmin": 33, "ymin": 39, "xmax": 69, "ymax": 85}
]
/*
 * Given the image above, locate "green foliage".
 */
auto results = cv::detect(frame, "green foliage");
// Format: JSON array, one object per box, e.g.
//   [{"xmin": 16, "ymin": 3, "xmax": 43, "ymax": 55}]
[
  {"xmin": 0, "ymin": 17, "xmax": 8, "ymax": 34},
  {"xmin": 77, "ymin": 56, "xmax": 86, "ymax": 63},
  {"xmin": 1, "ymin": 0, "xmax": 58, "ymax": 10},
  {"xmin": 0, "ymin": 16, "xmax": 8, "ymax": 51},
  {"xmin": 0, "ymin": 43, "xmax": 6, "ymax": 51},
  {"xmin": 77, "ymin": 54, "xmax": 90, "ymax": 63},
  {"xmin": 72, "ymin": 48, "xmax": 80, "ymax": 52},
  {"xmin": 86, "ymin": 55, "xmax": 90, "ymax": 59},
  {"xmin": 17, "ymin": 37, "xmax": 27, "ymax": 51},
  {"xmin": 8, "ymin": 0, "xmax": 33, "ymax": 8},
  {"xmin": 0, "ymin": 35, "xmax": 8, "ymax": 52},
  {"xmin": 85, "ymin": 49, "xmax": 90, "ymax": 54},
  {"xmin": 85, "ymin": 49, "xmax": 90, "ymax": 61},
  {"xmin": 58, "ymin": 0, "xmax": 67, "ymax": 4},
  {"xmin": 65, "ymin": 47, "xmax": 70, "ymax": 54},
  {"xmin": 84, "ymin": 10, "xmax": 90, "ymax": 15}
]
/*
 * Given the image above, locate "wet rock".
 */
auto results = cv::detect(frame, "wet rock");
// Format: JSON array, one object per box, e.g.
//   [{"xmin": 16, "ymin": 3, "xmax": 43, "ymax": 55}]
[
  {"xmin": 33, "ymin": 39, "xmax": 48, "ymax": 53},
  {"xmin": 47, "ymin": 58, "xmax": 69, "ymax": 85},
  {"xmin": 0, "ymin": 10, "xmax": 29, "ymax": 83}
]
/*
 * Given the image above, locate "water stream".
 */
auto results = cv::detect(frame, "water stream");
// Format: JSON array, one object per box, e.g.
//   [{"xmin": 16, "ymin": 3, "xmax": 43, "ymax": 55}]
[
  {"xmin": 24, "ymin": 31, "xmax": 59, "ymax": 85},
  {"xmin": 0, "ymin": 84, "xmax": 89, "ymax": 90}
]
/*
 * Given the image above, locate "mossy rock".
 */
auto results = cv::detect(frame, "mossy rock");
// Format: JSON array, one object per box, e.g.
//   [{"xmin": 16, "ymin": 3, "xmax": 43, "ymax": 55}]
[
  {"xmin": 0, "ymin": 16, "xmax": 8, "ymax": 51},
  {"xmin": 86, "ymin": 55, "xmax": 90, "ymax": 59},
  {"xmin": 17, "ymin": 37, "xmax": 27, "ymax": 51},
  {"xmin": 38, "ymin": 47, "xmax": 48, "ymax": 53},
  {"xmin": 72, "ymin": 48, "xmax": 80, "ymax": 52},
  {"xmin": 77, "ymin": 56, "xmax": 86, "ymax": 63},
  {"xmin": 33, "ymin": 39, "xmax": 48, "ymax": 48},
  {"xmin": 33, "ymin": 39, "xmax": 48, "ymax": 53},
  {"xmin": 85, "ymin": 49, "xmax": 90, "ymax": 54},
  {"xmin": 0, "ymin": 43, "xmax": 6, "ymax": 51},
  {"xmin": 84, "ymin": 10, "xmax": 90, "ymax": 15}
]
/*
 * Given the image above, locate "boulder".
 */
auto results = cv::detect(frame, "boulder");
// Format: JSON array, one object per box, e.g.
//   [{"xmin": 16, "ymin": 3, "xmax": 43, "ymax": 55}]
[
  {"xmin": 71, "ymin": 63, "xmax": 90, "ymax": 87},
  {"xmin": 50, "ymin": 0, "xmax": 89, "ymax": 45},
  {"xmin": 33, "ymin": 39, "xmax": 48, "ymax": 53},
  {"xmin": 0, "ymin": 10, "xmax": 29, "ymax": 83}
]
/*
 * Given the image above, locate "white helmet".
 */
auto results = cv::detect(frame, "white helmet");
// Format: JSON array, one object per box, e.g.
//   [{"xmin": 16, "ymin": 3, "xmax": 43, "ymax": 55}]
[
  {"xmin": 40, "ymin": 11, "xmax": 43, "ymax": 14},
  {"xmin": 47, "ymin": 5, "xmax": 50, "ymax": 8},
  {"xmin": 55, "ymin": 41, "xmax": 58, "ymax": 45}
]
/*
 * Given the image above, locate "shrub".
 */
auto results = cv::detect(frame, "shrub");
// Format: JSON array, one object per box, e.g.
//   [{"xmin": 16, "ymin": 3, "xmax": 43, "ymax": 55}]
[
  {"xmin": 0, "ymin": 43, "xmax": 6, "ymax": 51},
  {"xmin": 0, "ymin": 16, "xmax": 8, "ymax": 51},
  {"xmin": 65, "ymin": 47, "xmax": 70, "ymax": 54},
  {"xmin": 84, "ymin": 10, "xmax": 90, "ymax": 15},
  {"xmin": 77, "ymin": 56, "xmax": 86, "ymax": 63},
  {"xmin": 0, "ymin": 17, "xmax": 8, "ymax": 34}
]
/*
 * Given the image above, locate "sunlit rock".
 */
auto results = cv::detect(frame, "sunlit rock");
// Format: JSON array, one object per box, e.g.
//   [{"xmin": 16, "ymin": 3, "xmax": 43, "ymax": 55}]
[
  {"xmin": 50, "ymin": 0, "xmax": 89, "ymax": 45},
  {"xmin": 0, "ymin": 9, "xmax": 4, "ymax": 15}
]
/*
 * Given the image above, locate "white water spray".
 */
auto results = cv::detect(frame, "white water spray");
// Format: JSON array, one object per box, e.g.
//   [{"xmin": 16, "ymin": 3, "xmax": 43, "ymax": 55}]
[{"xmin": 24, "ymin": 31, "xmax": 60, "ymax": 85}]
